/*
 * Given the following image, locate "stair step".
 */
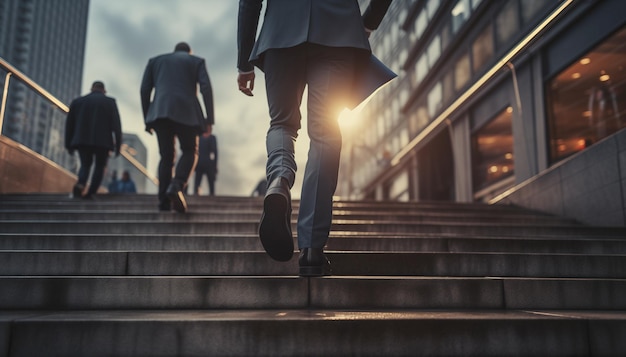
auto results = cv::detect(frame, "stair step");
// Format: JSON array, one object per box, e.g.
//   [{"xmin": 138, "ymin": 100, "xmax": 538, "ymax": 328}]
[
  {"xmin": 2, "ymin": 193, "xmax": 624, "ymax": 356},
  {"xmin": 2, "ymin": 220, "xmax": 624, "ymax": 237},
  {"xmin": 1, "ymin": 276, "xmax": 624, "ymax": 310},
  {"xmin": 0, "ymin": 209, "xmax": 573, "ymax": 225},
  {"xmin": 2, "ymin": 310, "xmax": 624, "ymax": 356},
  {"xmin": 1, "ymin": 251, "xmax": 626, "ymax": 278},
  {"xmin": 3, "ymin": 233, "xmax": 626, "ymax": 253}
]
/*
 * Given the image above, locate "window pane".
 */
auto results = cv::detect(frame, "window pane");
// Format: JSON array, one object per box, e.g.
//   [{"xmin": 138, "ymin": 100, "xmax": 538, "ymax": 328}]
[
  {"xmin": 416, "ymin": 54, "xmax": 428, "ymax": 83},
  {"xmin": 455, "ymin": 53, "xmax": 471, "ymax": 91},
  {"xmin": 471, "ymin": 0, "xmax": 483, "ymax": 10},
  {"xmin": 521, "ymin": 0, "xmax": 546, "ymax": 23},
  {"xmin": 427, "ymin": 35, "xmax": 441, "ymax": 68},
  {"xmin": 495, "ymin": 0, "xmax": 520, "ymax": 48},
  {"xmin": 546, "ymin": 26, "xmax": 626, "ymax": 163},
  {"xmin": 472, "ymin": 107, "xmax": 514, "ymax": 191},
  {"xmin": 426, "ymin": 0, "xmax": 441, "ymax": 19},
  {"xmin": 443, "ymin": 70, "xmax": 454, "ymax": 104},
  {"xmin": 472, "ymin": 24, "xmax": 494, "ymax": 72},
  {"xmin": 427, "ymin": 82, "xmax": 443, "ymax": 118},
  {"xmin": 451, "ymin": 0, "xmax": 471, "ymax": 34}
]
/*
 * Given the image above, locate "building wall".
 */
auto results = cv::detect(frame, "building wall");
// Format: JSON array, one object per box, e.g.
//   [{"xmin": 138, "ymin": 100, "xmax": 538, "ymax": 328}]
[
  {"xmin": 493, "ymin": 128, "xmax": 626, "ymax": 226},
  {"xmin": 102, "ymin": 133, "xmax": 150, "ymax": 194},
  {"xmin": 0, "ymin": 0, "xmax": 89, "ymax": 171},
  {"xmin": 344, "ymin": 0, "xmax": 626, "ymax": 226}
]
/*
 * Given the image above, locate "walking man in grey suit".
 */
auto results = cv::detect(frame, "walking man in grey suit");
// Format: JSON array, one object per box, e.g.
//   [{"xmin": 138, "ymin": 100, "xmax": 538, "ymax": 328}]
[
  {"xmin": 141, "ymin": 42, "xmax": 214, "ymax": 213},
  {"xmin": 237, "ymin": 0, "xmax": 392, "ymax": 276},
  {"xmin": 65, "ymin": 81, "xmax": 122, "ymax": 199}
]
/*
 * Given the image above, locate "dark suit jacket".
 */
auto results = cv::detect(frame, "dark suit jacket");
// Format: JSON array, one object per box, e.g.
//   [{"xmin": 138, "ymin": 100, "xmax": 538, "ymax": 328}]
[
  {"xmin": 140, "ymin": 50, "xmax": 214, "ymax": 132},
  {"xmin": 237, "ymin": 0, "xmax": 392, "ymax": 72},
  {"xmin": 65, "ymin": 91, "xmax": 122, "ymax": 153},
  {"xmin": 196, "ymin": 134, "xmax": 218, "ymax": 177}
]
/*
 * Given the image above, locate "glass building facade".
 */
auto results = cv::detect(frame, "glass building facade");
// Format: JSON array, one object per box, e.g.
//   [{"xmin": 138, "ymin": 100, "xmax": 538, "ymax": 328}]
[
  {"xmin": 0, "ymin": 0, "xmax": 90, "ymax": 171},
  {"xmin": 343, "ymin": 0, "xmax": 626, "ymax": 225}
]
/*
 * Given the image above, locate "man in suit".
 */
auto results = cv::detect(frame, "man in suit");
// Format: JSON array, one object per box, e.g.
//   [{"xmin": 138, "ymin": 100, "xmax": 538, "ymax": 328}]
[
  {"xmin": 141, "ymin": 42, "xmax": 214, "ymax": 213},
  {"xmin": 237, "ymin": 0, "xmax": 392, "ymax": 276},
  {"xmin": 65, "ymin": 81, "xmax": 122, "ymax": 199},
  {"xmin": 194, "ymin": 126, "xmax": 218, "ymax": 196}
]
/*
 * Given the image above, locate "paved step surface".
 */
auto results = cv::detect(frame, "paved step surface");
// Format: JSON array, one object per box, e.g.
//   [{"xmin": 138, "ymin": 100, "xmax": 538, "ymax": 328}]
[{"xmin": 1, "ymin": 193, "xmax": 625, "ymax": 356}]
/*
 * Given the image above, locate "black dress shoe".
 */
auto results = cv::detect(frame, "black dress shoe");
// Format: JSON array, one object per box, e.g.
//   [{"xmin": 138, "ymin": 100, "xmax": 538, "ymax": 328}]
[
  {"xmin": 259, "ymin": 177, "xmax": 294, "ymax": 262},
  {"xmin": 299, "ymin": 248, "xmax": 331, "ymax": 277},
  {"xmin": 166, "ymin": 181, "xmax": 187, "ymax": 213},
  {"xmin": 72, "ymin": 184, "xmax": 84, "ymax": 198}
]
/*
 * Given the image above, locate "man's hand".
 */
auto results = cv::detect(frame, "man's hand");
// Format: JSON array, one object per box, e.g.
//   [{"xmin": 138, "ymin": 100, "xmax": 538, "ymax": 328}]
[{"xmin": 237, "ymin": 71, "xmax": 255, "ymax": 97}]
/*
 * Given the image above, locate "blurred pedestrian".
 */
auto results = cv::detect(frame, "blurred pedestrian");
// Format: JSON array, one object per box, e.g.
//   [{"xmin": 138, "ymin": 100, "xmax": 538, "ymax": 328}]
[
  {"xmin": 107, "ymin": 170, "xmax": 119, "ymax": 193},
  {"xmin": 140, "ymin": 41, "xmax": 214, "ymax": 212},
  {"xmin": 194, "ymin": 126, "xmax": 218, "ymax": 195},
  {"xmin": 65, "ymin": 81, "xmax": 122, "ymax": 199}
]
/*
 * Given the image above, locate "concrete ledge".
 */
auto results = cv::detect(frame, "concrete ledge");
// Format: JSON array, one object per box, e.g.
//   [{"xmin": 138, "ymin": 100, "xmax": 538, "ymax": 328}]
[
  {"xmin": 492, "ymin": 128, "xmax": 626, "ymax": 227},
  {"xmin": 0, "ymin": 135, "xmax": 76, "ymax": 193}
]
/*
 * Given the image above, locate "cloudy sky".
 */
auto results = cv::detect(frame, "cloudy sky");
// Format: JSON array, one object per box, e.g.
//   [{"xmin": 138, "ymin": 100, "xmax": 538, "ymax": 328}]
[{"xmin": 82, "ymin": 0, "xmax": 314, "ymax": 197}]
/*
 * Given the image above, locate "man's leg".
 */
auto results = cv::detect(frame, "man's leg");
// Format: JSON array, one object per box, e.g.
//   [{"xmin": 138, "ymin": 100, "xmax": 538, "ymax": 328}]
[
  {"xmin": 173, "ymin": 123, "xmax": 198, "ymax": 188},
  {"xmin": 208, "ymin": 175, "xmax": 215, "ymax": 196},
  {"xmin": 166, "ymin": 122, "xmax": 198, "ymax": 213},
  {"xmin": 298, "ymin": 45, "xmax": 357, "ymax": 250},
  {"xmin": 194, "ymin": 170, "xmax": 203, "ymax": 195},
  {"xmin": 74, "ymin": 148, "xmax": 94, "ymax": 197},
  {"xmin": 258, "ymin": 46, "xmax": 308, "ymax": 261},
  {"xmin": 153, "ymin": 120, "xmax": 176, "ymax": 210},
  {"xmin": 297, "ymin": 45, "xmax": 357, "ymax": 276},
  {"xmin": 85, "ymin": 148, "xmax": 110, "ymax": 196}
]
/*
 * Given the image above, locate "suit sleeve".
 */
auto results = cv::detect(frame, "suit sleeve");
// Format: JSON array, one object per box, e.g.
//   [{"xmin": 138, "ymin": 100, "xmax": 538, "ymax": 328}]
[
  {"xmin": 111, "ymin": 99, "xmax": 123, "ymax": 154},
  {"xmin": 237, "ymin": 0, "xmax": 263, "ymax": 72},
  {"xmin": 198, "ymin": 60, "xmax": 215, "ymax": 125},
  {"xmin": 213, "ymin": 136, "xmax": 218, "ymax": 165},
  {"xmin": 65, "ymin": 101, "xmax": 76, "ymax": 150},
  {"xmin": 140, "ymin": 59, "xmax": 154, "ymax": 118},
  {"xmin": 362, "ymin": 0, "xmax": 392, "ymax": 31}
]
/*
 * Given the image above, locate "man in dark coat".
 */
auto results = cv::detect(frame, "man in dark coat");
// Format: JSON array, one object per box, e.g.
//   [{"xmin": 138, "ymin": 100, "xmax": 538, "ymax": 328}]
[
  {"xmin": 140, "ymin": 42, "xmax": 214, "ymax": 213},
  {"xmin": 65, "ymin": 81, "xmax": 122, "ymax": 199},
  {"xmin": 194, "ymin": 126, "xmax": 218, "ymax": 196}
]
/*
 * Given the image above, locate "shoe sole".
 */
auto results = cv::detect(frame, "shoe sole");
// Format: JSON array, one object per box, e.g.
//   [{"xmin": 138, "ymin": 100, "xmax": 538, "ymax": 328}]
[
  {"xmin": 259, "ymin": 193, "xmax": 294, "ymax": 262},
  {"xmin": 167, "ymin": 191, "xmax": 187, "ymax": 213}
]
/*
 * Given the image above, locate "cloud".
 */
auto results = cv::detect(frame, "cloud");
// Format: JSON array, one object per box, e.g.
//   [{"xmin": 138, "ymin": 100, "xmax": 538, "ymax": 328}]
[{"xmin": 84, "ymin": 0, "xmax": 295, "ymax": 197}]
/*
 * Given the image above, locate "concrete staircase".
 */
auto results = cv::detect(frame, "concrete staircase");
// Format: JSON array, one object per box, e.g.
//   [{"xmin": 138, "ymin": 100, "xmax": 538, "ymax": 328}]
[{"xmin": 1, "ymin": 193, "xmax": 625, "ymax": 356}]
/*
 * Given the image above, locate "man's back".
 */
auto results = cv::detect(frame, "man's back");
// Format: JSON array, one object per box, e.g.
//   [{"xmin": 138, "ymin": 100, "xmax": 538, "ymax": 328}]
[
  {"xmin": 239, "ymin": 0, "xmax": 391, "ymax": 71},
  {"xmin": 140, "ymin": 50, "xmax": 213, "ymax": 129},
  {"xmin": 65, "ymin": 92, "xmax": 121, "ymax": 150}
]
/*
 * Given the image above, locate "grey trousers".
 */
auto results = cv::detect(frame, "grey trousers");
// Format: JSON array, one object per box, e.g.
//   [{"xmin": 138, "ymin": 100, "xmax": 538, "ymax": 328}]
[{"xmin": 263, "ymin": 43, "xmax": 357, "ymax": 249}]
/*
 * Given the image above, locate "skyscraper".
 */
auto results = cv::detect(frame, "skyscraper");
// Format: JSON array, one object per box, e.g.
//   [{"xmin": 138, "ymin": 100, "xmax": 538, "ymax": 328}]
[{"xmin": 0, "ymin": 0, "xmax": 89, "ymax": 170}]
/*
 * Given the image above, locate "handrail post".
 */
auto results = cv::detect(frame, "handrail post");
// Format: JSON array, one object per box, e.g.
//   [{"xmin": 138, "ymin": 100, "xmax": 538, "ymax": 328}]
[{"xmin": 0, "ymin": 72, "xmax": 12, "ymax": 134}]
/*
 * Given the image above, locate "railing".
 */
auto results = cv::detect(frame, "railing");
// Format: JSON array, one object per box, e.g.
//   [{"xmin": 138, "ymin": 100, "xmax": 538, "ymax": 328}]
[{"xmin": 0, "ymin": 56, "xmax": 158, "ymax": 188}]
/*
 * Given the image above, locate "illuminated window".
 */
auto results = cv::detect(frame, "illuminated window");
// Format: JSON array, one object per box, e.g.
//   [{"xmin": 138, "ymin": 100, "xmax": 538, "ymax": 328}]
[
  {"xmin": 451, "ymin": 0, "xmax": 471, "ymax": 34},
  {"xmin": 454, "ymin": 54, "xmax": 471, "ymax": 91},
  {"xmin": 546, "ymin": 26, "xmax": 626, "ymax": 163},
  {"xmin": 471, "ymin": 107, "xmax": 514, "ymax": 191},
  {"xmin": 495, "ymin": 0, "xmax": 519, "ymax": 48},
  {"xmin": 472, "ymin": 24, "xmax": 494, "ymax": 72}
]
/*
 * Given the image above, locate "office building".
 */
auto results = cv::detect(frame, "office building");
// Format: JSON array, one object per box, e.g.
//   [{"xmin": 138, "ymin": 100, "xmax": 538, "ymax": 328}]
[
  {"xmin": 0, "ymin": 0, "xmax": 90, "ymax": 170},
  {"xmin": 344, "ymin": 0, "xmax": 626, "ymax": 225},
  {"xmin": 104, "ymin": 133, "xmax": 150, "ymax": 194}
]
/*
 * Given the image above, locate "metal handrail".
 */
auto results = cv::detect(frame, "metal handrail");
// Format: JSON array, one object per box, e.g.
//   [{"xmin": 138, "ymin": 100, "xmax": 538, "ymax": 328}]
[{"xmin": 0, "ymin": 56, "xmax": 158, "ymax": 187}]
